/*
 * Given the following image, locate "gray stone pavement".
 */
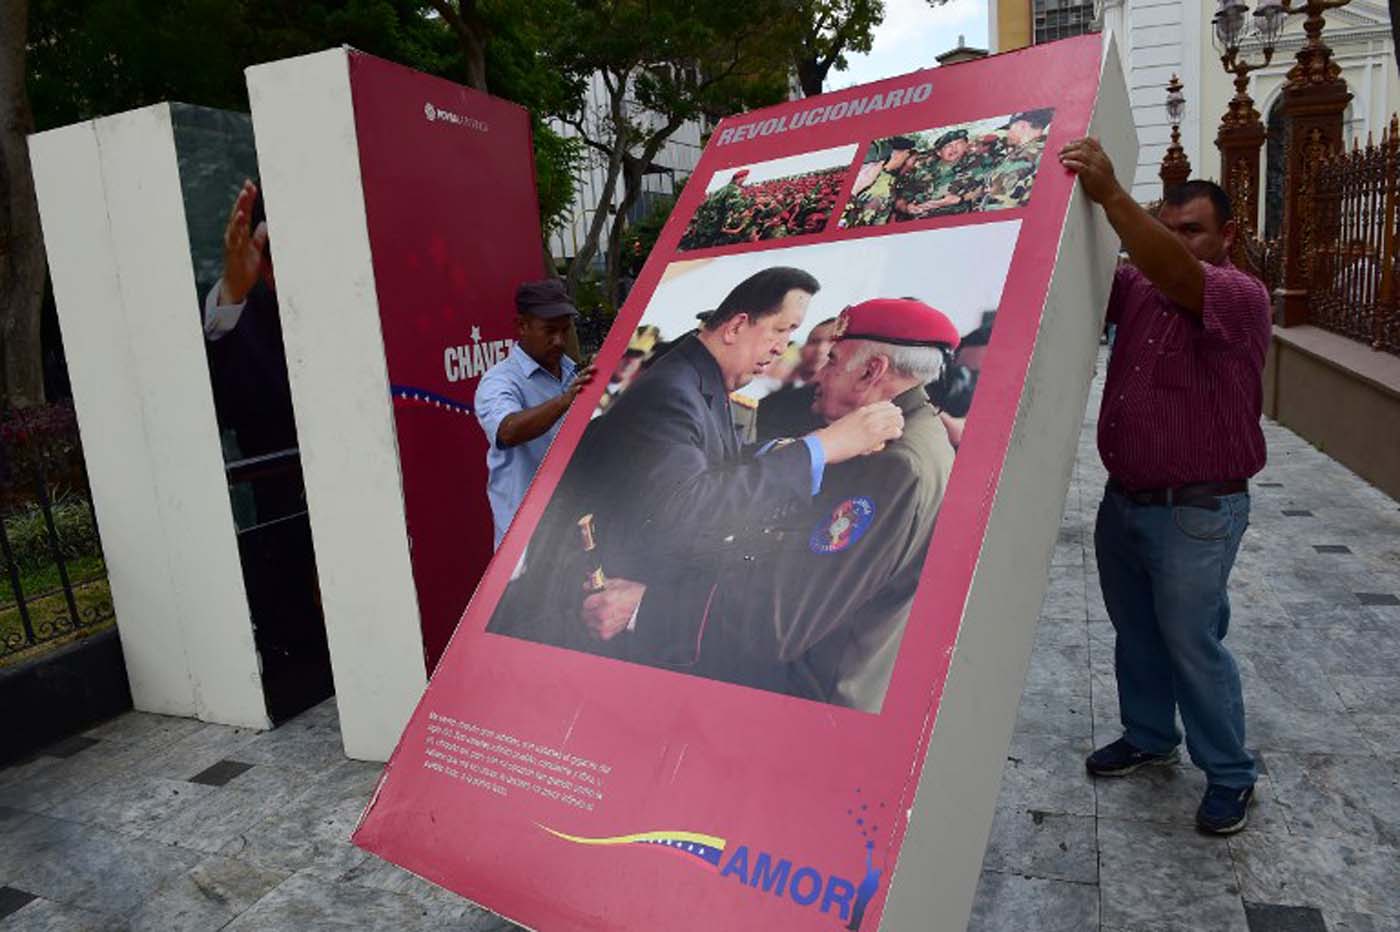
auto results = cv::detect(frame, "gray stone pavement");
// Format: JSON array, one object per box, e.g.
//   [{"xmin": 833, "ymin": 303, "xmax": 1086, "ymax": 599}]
[{"xmin": 2, "ymin": 358, "xmax": 1398, "ymax": 931}]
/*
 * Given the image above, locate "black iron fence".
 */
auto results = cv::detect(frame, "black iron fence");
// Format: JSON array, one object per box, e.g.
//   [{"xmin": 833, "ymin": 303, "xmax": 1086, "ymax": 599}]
[{"xmin": 0, "ymin": 404, "xmax": 114, "ymax": 662}]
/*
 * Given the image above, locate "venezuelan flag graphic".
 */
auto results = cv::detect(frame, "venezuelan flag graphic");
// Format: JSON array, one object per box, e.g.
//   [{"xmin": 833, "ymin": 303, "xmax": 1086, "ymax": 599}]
[{"xmin": 540, "ymin": 827, "xmax": 727, "ymax": 870}]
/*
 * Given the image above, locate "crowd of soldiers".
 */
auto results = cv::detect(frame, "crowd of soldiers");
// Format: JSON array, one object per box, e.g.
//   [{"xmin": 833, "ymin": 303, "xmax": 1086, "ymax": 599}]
[
  {"xmin": 678, "ymin": 166, "xmax": 847, "ymax": 250},
  {"xmin": 843, "ymin": 108, "xmax": 1054, "ymax": 227}
]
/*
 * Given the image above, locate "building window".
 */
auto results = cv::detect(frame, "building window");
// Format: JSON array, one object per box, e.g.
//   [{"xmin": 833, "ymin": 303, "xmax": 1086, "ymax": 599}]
[{"xmin": 1033, "ymin": 0, "xmax": 1096, "ymax": 44}]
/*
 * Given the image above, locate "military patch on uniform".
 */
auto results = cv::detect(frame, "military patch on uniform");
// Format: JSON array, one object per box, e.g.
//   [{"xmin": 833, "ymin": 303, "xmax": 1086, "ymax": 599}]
[{"xmin": 809, "ymin": 497, "xmax": 876, "ymax": 554}]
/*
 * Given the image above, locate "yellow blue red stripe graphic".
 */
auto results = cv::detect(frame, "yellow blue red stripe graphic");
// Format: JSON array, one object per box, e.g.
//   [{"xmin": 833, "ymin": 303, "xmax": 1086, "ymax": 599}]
[{"xmin": 540, "ymin": 827, "xmax": 727, "ymax": 869}]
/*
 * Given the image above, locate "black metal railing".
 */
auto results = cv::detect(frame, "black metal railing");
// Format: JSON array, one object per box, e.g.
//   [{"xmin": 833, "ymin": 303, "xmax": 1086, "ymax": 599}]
[{"xmin": 0, "ymin": 404, "xmax": 114, "ymax": 662}]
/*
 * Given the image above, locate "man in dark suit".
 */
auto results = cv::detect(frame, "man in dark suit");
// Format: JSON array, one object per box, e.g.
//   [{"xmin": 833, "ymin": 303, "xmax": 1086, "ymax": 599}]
[{"xmin": 487, "ymin": 266, "xmax": 904, "ymax": 668}]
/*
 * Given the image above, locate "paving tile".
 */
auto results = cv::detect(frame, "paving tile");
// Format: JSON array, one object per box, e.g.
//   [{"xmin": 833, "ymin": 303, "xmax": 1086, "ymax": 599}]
[
  {"xmin": 1245, "ymin": 695, "xmax": 1367, "ymax": 755},
  {"xmin": 221, "ymin": 871, "xmax": 505, "ymax": 931},
  {"xmin": 1321, "ymin": 911, "xmax": 1396, "ymax": 932},
  {"xmin": 1095, "ymin": 768, "xmax": 1289, "ymax": 837},
  {"xmin": 188, "ymin": 759, "xmax": 255, "ymax": 787},
  {"xmin": 1232, "ymin": 833, "xmax": 1400, "ymax": 918},
  {"xmin": 0, "ymin": 806, "xmax": 30, "ymax": 832},
  {"xmin": 1022, "ymin": 643, "xmax": 1092, "ymax": 700},
  {"xmin": 1355, "ymin": 592, "xmax": 1400, "ymax": 606},
  {"xmin": 0, "ymin": 740, "xmax": 164, "ymax": 813},
  {"xmin": 1013, "ymin": 687, "xmax": 1094, "ymax": 740},
  {"xmin": 125, "ymin": 856, "xmax": 289, "ymax": 932},
  {"xmin": 234, "ymin": 714, "xmax": 348, "ymax": 773},
  {"xmin": 80, "ymin": 712, "xmax": 207, "ymax": 747},
  {"xmin": 980, "ymin": 806, "xmax": 1098, "ymax": 884},
  {"xmin": 1234, "ymin": 650, "xmax": 1345, "ymax": 713},
  {"xmin": 0, "ymin": 757, "xmax": 63, "ymax": 795},
  {"xmin": 0, "ymin": 897, "xmax": 125, "ymax": 931},
  {"xmin": 40, "ymin": 738, "xmax": 100, "ymax": 760},
  {"xmin": 1264, "ymin": 753, "xmax": 1400, "ymax": 848},
  {"xmin": 0, "ymin": 888, "xmax": 37, "ymax": 920},
  {"xmin": 1242, "ymin": 902, "xmax": 1328, "ymax": 932},
  {"xmin": 1312, "ymin": 626, "xmax": 1400, "ymax": 678},
  {"xmin": 966, "ymin": 871, "xmax": 1098, "ymax": 932},
  {"xmin": 1352, "ymin": 713, "xmax": 1400, "ymax": 757},
  {"xmin": 996, "ymin": 733, "xmax": 1096, "ymax": 817},
  {"xmin": 128, "ymin": 722, "xmax": 262, "ymax": 784},
  {"xmin": 338, "ymin": 857, "xmax": 505, "ymax": 924},
  {"xmin": 1097, "ymin": 817, "xmax": 1249, "ymax": 932},
  {"xmin": 0, "ymin": 814, "xmax": 200, "ymax": 918},
  {"xmin": 1330, "ymin": 675, "xmax": 1400, "ymax": 714},
  {"xmin": 1040, "ymin": 565, "xmax": 1087, "ymax": 619},
  {"xmin": 218, "ymin": 760, "xmax": 380, "ymax": 880},
  {"xmin": 43, "ymin": 776, "xmax": 216, "ymax": 838},
  {"xmin": 141, "ymin": 762, "xmax": 323, "ymax": 855}
]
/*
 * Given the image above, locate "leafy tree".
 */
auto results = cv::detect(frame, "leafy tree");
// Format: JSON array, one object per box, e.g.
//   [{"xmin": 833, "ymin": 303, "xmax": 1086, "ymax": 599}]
[
  {"xmin": 7, "ymin": 0, "xmax": 582, "ymax": 408},
  {"xmin": 792, "ymin": 0, "xmax": 951, "ymax": 97},
  {"xmin": 1, "ymin": 0, "xmax": 47, "ymax": 408},
  {"xmin": 539, "ymin": 0, "xmax": 792, "ymax": 299},
  {"xmin": 620, "ymin": 177, "xmax": 684, "ymax": 279}
]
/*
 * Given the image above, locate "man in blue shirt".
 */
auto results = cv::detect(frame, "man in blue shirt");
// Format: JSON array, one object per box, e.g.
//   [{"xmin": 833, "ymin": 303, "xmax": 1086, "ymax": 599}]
[{"xmin": 475, "ymin": 279, "xmax": 596, "ymax": 549}]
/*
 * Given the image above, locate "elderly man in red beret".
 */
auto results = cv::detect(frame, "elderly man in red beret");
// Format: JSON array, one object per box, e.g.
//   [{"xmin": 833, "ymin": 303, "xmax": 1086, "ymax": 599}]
[{"xmin": 583, "ymin": 298, "xmax": 960, "ymax": 712}]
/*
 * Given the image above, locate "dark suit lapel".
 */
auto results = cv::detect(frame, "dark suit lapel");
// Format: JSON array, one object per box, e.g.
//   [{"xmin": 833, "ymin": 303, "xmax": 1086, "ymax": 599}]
[{"xmin": 680, "ymin": 335, "xmax": 740, "ymax": 461}]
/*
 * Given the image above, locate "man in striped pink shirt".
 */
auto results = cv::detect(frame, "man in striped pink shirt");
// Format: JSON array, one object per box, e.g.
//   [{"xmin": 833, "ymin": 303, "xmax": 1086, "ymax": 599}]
[{"xmin": 1059, "ymin": 139, "xmax": 1271, "ymax": 835}]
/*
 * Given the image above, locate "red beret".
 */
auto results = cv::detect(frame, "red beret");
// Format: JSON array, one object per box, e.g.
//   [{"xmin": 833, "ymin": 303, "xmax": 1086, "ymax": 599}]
[{"xmin": 836, "ymin": 298, "xmax": 961, "ymax": 350}]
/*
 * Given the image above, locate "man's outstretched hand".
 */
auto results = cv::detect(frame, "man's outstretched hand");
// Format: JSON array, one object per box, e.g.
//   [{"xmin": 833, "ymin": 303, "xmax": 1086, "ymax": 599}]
[
  {"xmin": 1058, "ymin": 137, "xmax": 1123, "ymax": 206},
  {"xmin": 813, "ymin": 400, "xmax": 904, "ymax": 465},
  {"xmin": 220, "ymin": 179, "xmax": 268, "ymax": 305},
  {"xmin": 563, "ymin": 363, "xmax": 598, "ymax": 404}
]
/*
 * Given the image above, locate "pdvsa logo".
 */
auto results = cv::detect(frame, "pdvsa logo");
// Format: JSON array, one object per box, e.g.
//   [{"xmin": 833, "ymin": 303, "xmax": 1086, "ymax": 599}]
[
  {"xmin": 542, "ymin": 826, "xmax": 882, "ymax": 929},
  {"xmin": 445, "ymin": 325, "xmax": 513, "ymax": 383},
  {"xmin": 422, "ymin": 101, "xmax": 489, "ymax": 133}
]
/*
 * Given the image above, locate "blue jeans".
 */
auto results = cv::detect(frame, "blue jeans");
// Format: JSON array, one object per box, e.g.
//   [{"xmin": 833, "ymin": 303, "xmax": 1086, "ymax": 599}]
[{"xmin": 1094, "ymin": 486, "xmax": 1256, "ymax": 788}]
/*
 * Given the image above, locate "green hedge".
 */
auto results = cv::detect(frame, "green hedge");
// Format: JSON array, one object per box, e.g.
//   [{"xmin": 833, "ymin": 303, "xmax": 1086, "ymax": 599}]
[{"xmin": 3, "ymin": 491, "xmax": 100, "ymax": 572}]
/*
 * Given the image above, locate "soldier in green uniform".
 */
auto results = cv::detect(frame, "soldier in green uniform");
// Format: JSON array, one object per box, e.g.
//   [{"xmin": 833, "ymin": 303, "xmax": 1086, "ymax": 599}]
[
  {"xmin": 980, "ymin": 108, "xmax": 1053, "ymax": 211},
  {"xmin": 844, "ymin": 137, "xmax": 917, "ymax": 227},
  {"xmin": 893, "ymin": 128, "xmax": 986, "ymax": 221},
  {"xmin": 682, "ymin": 168, "xmax": 752, "ymax": 248},
  {"xmin": 696, "ymin": 297, "xmax": 961, "ymax": 711}
]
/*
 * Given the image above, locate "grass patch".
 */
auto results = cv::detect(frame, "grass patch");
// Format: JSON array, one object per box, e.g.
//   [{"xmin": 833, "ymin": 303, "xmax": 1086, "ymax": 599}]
[
  {"xmin": 0, "ymin": 574, "xmax": 114, "ymax": 668},
  {"xmin": 0, "ymin": 554, "xmax": 107, "ymax": 608}
]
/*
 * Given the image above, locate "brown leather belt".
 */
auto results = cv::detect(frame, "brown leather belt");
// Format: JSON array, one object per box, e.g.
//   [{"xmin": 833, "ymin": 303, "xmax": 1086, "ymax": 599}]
[{"xmin": 1107, "ymin": 478, "xmax": 1248, "ymax": 508}]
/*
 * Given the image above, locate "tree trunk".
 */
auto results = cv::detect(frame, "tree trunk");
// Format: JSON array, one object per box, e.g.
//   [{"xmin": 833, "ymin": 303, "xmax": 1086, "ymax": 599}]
[
  {"xmin": 564, "ymin": 149, "xmax": 624, "ymax": 295},
  {"xmin": 604, "ymin": 159, "xmax": 648, "ymax": 305},
  {"xmin": 0, "ymin": 0, "xmax": 46, "ymax": 409},
  {"xmin": 462, "ymin": 33, "xmax": 488, "ymax": 92},
  {"xmin": 796, "ymin": 56, "xmax": 824, "ymax": 97},
  {"xmin": 564, "ymin": 73, "xmax": 630, "ymax": 296},
  {"xmin": 428, "ymin": 0, "xmax": 490, "ymax": 92}
]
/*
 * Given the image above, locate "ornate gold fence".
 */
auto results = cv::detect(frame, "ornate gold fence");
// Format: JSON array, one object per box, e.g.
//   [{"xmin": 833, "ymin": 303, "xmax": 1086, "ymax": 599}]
[{"xmin": 1302, "ymin": 117, "xmax": 1400, "ymax": 355}]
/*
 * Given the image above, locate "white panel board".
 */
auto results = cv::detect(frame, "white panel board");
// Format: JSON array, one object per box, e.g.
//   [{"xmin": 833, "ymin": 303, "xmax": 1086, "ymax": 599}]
[
  {"xmin": 30, "ymin": 106, "xmax": 269, "ymax": 728},
  {"xmin": 245, "ymin": 49, "xmax": 428, "ymax": 761},
  {"xmin": 880, "ymin": 35, "xmax": 1137, "ymax": 931},
  {"xmin": 30, "ymin": 123, "xmax": 196, "ymax": 717}
]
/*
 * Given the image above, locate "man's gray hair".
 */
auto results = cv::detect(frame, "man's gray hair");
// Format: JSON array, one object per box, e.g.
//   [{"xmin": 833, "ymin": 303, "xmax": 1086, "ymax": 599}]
[{"xmin": 842, "ymin": 340, "xmax": 945, "ymax": 384}]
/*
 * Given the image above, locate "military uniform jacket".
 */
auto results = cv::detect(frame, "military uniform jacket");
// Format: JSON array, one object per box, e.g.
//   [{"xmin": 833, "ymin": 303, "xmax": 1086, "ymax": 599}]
[
  {"xmin": 487, "ymin": 335, "xmax": 815, "ymax": 666},
  {"xmin": 696, "ymin": 386, "xmax": 955, "ymax": 712},
  {"xmin": 981, "ymin": 136, "xmax": 1046, "ymax": 210}
]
